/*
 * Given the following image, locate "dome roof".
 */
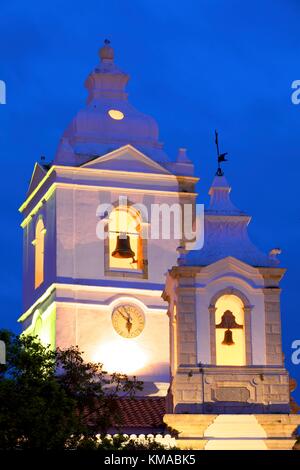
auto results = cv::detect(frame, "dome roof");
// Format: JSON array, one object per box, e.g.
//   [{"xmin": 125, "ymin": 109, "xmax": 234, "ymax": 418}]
[
  {"xmin": 55, "ymin": 41, "xmax": 169, "ymax": 166},
  {"xmin": 182, "ymin": 174, "xmax": 279, "ymax": 268}
]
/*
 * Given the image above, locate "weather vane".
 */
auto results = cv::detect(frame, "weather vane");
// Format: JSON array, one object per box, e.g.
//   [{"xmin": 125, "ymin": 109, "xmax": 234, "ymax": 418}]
[{"xmin": 214, "ymin": 130, "xmax": 228, "ymax": 176}]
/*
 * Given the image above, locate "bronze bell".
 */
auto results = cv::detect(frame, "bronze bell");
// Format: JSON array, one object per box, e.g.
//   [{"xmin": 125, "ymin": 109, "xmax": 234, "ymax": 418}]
[
  {"xmin": 216, "ymin": 310, "xmax": 243, "ymax": 329},
  {"xmin": 112, "ymin": 234, "xmax": 137, "ymax": 262},
  {"xmin": 222, "ymin": 328, "xmax": 235, "ymax": 346},
  {"xmin": 216, "ymin": 310, "xmax": 243, "ymax": 346}
]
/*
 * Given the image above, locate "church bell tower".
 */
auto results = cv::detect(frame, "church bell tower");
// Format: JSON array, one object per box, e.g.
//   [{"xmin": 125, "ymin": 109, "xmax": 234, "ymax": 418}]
[
  {"xmin": 163, "ymin": 171, "xmax": 300, "ymax": 449},
  {"xmin": 18, "ymin": 41, "xmax": 198, "ymax": 394}
]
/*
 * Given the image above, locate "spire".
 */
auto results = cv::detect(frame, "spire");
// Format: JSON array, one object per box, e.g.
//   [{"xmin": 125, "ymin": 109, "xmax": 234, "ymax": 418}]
[
  {"xmin": 208, "ymin": 174, "xmax": 245, "ymax": 215},
  {"xmin": 85, "ymin": 39, "xmax": 129, "ymax": 102},
  {"xmin": 99, "ymin": 39, "xmax": 114, "ymax": 62},
  {"xmin": 208, "ymin": 131, "xmax": 244, "ymax": 214},
  {"xmin": 54, "ymin": 40, "xmax": 170, "ymax": 165},
  {"xmin": 182, "ymin": 172, "xmax": 279, "ymax": 268}
]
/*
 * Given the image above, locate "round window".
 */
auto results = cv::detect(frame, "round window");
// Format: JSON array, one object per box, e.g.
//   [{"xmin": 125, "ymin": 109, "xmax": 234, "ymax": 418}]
[{"xmin": 108, "ymin": 109, "xmax": 124, "ymax": 120}]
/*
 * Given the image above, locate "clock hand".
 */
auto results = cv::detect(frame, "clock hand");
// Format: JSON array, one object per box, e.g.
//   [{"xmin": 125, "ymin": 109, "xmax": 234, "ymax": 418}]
[
  {"xmin": 126, "ymin": 318, "xmax": 133, "ymax": 333},
  {"xmin": 122, "ymin": 308, "xmax": 133, "ymax": 333},
  {"xmin": 124, "ymin": 307, "xmax": 132, "ymax": 322},
  {"xmin": 120, "ymin": 307, "xmax": 131, "ymax": 321},
  {"xmin": 119, "ymin": 311, "xmax": 128, "ymax": 321}
]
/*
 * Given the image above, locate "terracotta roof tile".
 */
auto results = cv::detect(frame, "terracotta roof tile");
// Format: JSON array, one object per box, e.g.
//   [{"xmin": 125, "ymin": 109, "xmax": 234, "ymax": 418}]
[{"xmin": 115, "ymin": 397, "xmax": 166, "ymax": 428}]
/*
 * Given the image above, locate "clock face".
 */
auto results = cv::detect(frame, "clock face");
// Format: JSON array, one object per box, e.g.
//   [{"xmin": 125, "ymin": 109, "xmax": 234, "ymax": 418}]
[{"xmin": 112, "ymin": 304, "xmax": 145, "ymax": 338}]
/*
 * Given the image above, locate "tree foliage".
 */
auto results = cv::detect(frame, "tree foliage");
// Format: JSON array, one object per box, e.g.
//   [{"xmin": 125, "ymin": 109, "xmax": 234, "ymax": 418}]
[{"xmin": 0, "ymin": 330, "xmax": 143, "ymax": 450}]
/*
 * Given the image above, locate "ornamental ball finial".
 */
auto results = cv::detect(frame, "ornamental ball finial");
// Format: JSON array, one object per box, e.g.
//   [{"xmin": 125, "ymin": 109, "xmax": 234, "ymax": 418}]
[{"xmin": 99, "ymin": 39, "xmax": 114, "ymax": 61}]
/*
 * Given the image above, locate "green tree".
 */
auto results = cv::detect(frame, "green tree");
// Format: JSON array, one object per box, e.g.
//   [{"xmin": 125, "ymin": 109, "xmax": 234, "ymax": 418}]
[
  {"xmin": 56, "ymin": 345, "xmax": 143, "ymax": 441},
  {"xmin": 0, "ymin": 330, "xmax": 142, "ymax": 450}
]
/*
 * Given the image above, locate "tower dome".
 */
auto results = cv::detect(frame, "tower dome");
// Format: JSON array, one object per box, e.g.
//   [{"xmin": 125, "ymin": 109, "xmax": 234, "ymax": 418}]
[
  {"xmin": 183, "ymin": 173, "xmax": 279, "ymax": 267},
  {"xmin": 54, "ymin": 41, "xmax": 169, "ymax": 166}
]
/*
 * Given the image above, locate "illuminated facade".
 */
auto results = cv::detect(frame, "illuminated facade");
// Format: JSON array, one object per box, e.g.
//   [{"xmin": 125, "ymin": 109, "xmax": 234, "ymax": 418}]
[
  {"xmin": 164, "ymin": 173, "xmax": 291, "ymax": 413},
  {"xmin": 19, "ymin": 41, "xmax": 300, "ymax": 448},
  {"xmin": 19, "ymin": 41, "xmax": 197, "ymax": 393},
  {"xmin": 163, "ymin": 174, "xmax": 300, "ymax": 449}
]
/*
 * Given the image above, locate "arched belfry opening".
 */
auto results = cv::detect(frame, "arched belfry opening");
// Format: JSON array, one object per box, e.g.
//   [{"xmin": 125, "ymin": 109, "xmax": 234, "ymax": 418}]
[
  {"xmin": 209, "ymin": 287, "xmax": 253, "ymax": 367},
  {"xmin": 108, "ymin": 206, "xmax": 144, "ymax": 271},
  {"xmin": 214, "ymin": 294, "xmax": 246, "ymax": 366}
]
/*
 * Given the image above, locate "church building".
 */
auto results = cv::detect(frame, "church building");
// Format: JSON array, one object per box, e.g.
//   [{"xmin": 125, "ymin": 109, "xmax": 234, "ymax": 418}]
[{"xmin": 18, "ymin": 41, "xmax": 300, "ymax": 449}]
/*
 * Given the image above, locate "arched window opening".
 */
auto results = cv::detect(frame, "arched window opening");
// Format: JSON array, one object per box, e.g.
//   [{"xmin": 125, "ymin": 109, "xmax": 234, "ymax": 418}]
[
  {"xmin": 109, "ymin": 207, "xmax": 143, "ymax": 270},
  {"xmin": 215, "ymin": 294, "xmax": 246, "ymax": 366},
  {"xmin": 34, "ymin": 219, "xmax": 45, "ymax": 288}
]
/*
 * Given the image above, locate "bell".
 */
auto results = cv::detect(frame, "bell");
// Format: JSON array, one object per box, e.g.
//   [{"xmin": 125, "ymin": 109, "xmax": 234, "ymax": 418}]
[
  {"xmin": 112, "ymin": 234, "xmax": 137, "ymax": 262},
  {"xmin": 222, "ymin": 328, "xmax": 235, "ymax": 346},
  {"xmin": 216, "ymin": 310, "xmax": 243, "ymax": 329}
]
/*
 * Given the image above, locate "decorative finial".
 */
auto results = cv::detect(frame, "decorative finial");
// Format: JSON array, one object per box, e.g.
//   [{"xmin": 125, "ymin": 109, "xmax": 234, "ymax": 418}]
[
  {"xmin": 177, "ymin": 147, "xmax": 190, "ymax": 163},
  {"xmin": 214, "ymin": 130, "xmax": 228, "ymax": 176},
  {"xmin": 269, "ymin": 248, "xmax": 282, "ymax": 260},
  {"xmin": 99, "ymin": 39, "xmax": 114, "ymax": 61}
]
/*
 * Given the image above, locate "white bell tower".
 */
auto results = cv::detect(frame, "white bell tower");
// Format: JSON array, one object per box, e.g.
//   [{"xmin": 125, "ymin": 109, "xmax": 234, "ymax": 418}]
[
  {"xmin": 19, "ymin": 41, "xmax": 198, "ymax": 394},
  {"xmin": 163, "ymin": 172, "xmax": 300, "ymax": 449}
]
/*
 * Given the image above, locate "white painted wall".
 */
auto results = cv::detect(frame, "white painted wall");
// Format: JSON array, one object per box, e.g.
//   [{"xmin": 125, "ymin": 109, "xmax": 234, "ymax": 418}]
[
  {"xmin": 56, "ymin": 186, "xmax": 181, "ymax": 284},
  {"xmin": 21, "ymin": 147, "xmax": 197, "ymax": 389},
  {"xmin": 55, "ymin": 294, "xmax": 170, "ymax": 382}
]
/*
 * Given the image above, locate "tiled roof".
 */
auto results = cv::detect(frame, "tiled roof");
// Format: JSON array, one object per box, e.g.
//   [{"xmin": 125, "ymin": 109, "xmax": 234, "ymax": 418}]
[{"xmin": 115, "ymin": 397, "xmax": 166, "ymax": 429}]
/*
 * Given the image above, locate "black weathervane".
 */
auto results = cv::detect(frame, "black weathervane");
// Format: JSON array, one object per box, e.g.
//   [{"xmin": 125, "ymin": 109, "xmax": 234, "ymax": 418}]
[{"xmin": 215, "ymin": 130, "xmax": 228, "ymax": 176}]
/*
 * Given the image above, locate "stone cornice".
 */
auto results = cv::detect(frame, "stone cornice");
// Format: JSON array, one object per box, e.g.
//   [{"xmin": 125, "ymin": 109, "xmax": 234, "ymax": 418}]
[
  {"xmin": 19, "ymin": 281, "xmax": 165, "ymax": 322},
  {"xmin": 176, "ymin": 365, "xmax": 289, "ymax": 374},
  {"xmin": 257, "ymin": 267, "xmax": 286, "ymax": 283},
  {"xmin": 20, "ymin": 180, "xmax": 197, "ymax": 228}
]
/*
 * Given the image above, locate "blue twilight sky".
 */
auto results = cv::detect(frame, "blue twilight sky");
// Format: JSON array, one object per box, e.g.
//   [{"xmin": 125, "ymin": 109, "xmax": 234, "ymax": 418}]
[{"xmin": 0, "ymin": 0, "xmax": 300, "ymax": 397}]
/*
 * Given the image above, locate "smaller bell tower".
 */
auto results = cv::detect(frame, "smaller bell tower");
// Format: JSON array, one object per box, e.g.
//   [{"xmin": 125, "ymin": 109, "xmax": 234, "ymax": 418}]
[{"xmin": 163, "ymin": 172, "xmax": 300, "ymax": 450}]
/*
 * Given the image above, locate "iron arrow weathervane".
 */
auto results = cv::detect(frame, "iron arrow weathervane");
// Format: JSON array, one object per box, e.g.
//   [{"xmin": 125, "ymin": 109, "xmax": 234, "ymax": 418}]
[{"xmin": 215, "ymin": 130, "xmax": 228, "ymax": 176}]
